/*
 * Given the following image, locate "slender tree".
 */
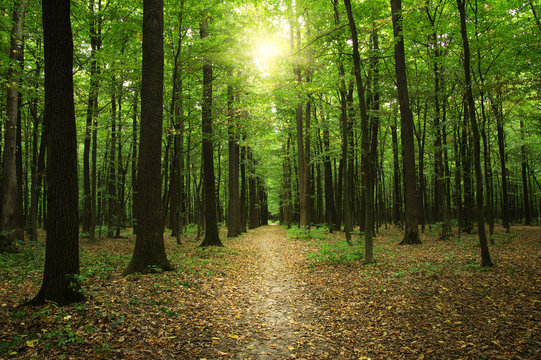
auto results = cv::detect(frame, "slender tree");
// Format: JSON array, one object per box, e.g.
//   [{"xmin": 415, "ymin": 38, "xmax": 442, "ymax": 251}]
[
  {"xmin": 344, "ymin": 0, "xmax": 375, "ymax": 261},
  {"xmin": 0, "ymin": 0, "xmax": 26, "ymax": 252},
  {"xmin": 124, "ymin": 0, "xmax": 173, "ymax": 273},
  {"xmin": 27, "ymin": 0, "xmax": 83, "ymax": 305},
  {"xmin": 457, "ymin": 0, "xmax": 493, "ymax": 266},
  {"xmin": 227, "ymin": 84, "xmax": 242, "ymax": 237},
  {"xmin": 391, "ymin": 0, "xmax": 421, "ymax": 245},
  {"xmin": 199, "ymin": 12, "xmax": 222, "ymax": 247}
]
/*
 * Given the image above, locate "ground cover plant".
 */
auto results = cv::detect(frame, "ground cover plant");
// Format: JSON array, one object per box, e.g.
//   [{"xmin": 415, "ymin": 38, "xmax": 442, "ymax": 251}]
[{"xmin": 0, "ymin": 224, "xmax": 539, "ymax": 359}]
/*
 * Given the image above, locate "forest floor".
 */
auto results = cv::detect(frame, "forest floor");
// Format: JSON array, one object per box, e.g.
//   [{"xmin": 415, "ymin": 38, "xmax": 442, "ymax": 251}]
[{"xmin": 0, "ymin": 223, "xmax": 540, "ymax": 359}]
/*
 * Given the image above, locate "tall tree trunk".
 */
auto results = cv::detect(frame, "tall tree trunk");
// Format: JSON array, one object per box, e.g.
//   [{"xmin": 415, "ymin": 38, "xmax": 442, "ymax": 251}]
[
  {"xmin": 1, "ymin": 0, "xmax": 26, "ymax": 252},
  {"xmin": 130, "ymin": 89, "xmax": 138, "ymax": 232},
  {"xmin": 28, "ymin": 0, "xmax": 83, "ymax": 305},
  {"xmin": 461, "ymin": 102, "xmax": 473, "ymax": 233},
  {"xmin": 169, "ymin": 4, "xmax": 185, "ymax": 241},
  {"xmin": 520, "ymin": 119, "xmax": 531, "ymax": 225},
  {"xmin": 248, "ymin": 147, "xmax": 259, "ymax": 229},
  {"xmin": 322, "ymin": 120, "xmax": 338, "ymax": 231},
  {"xmin": 391, "ymin": 119, "xmax": 402, "ymax": 226},
  {"xmin": 391, "ymin": 0, "xmax": 421, "ymax": 244},
  {"xmin": 426, "ymin": 4, "xmax": 452, "ymax": 239},
  {"xmin": 82, "ymin": 0, "xmax": 101, "ymax": 234},
  {"xmin": 457, "ymin": 0, "xmax": 493, "ymax": 266},
  {"xmin": 124, "ymin": 0, "xmax": 173, "ymax": 273},
  {"xmin": 107, "ymin": 90, "xmax": 118, "ymax": 238},
  {"xmin": 227, "ymin": 84, "xmax": 241, "ymax": 237},
  {"xmin": 199, "ymin": 13, "xmax": 222, "ymax": 247},
  {"xmin": 492, "ymin": 93, "xmax": 510, "ymax": 232},
  {"xmin": 240, "ymin": 139, "xmax": 247, "ymax": 232}
]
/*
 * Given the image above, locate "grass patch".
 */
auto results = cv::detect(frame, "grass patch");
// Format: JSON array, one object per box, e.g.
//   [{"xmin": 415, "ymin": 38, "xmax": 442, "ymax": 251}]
[{"xmin": 307, "ymin": 239, "xmax": 363, "ymax": 265}]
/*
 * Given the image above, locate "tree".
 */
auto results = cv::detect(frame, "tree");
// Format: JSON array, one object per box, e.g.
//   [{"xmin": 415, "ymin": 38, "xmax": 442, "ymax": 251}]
[
  {"xmin": 199, "ymin": 11, "xmax": 222, "ymax": 247},
  {"xmin": 124, "ymin": 0, "xmax": 173, "ymax": 274},
  {"xmin": 390, "ymin": 0, "xmax": 421, "ymax": 245},
  {"xmin": 227, "ymin": 83, "xmax": 242, "ymax": 237},
  {"xmin": 0, "ymin": 0, "xmax": 25, "ymax": 253},
  {"xmin": 27, "ymin": 0, "xmax": 83, "ymax": 305},
  {"xmin": 457, "ymin": 0, "xmax": 493, "ymax": 266},
  {"xmin": 343, "ymin": 0, "xmax": 375, "ymax": 262}
]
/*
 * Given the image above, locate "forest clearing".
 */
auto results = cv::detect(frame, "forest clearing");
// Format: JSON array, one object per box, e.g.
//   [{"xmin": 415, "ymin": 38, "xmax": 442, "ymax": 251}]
[{"xmin": 1, "ymin": 224, "xmax": 539, "ymax": 359}]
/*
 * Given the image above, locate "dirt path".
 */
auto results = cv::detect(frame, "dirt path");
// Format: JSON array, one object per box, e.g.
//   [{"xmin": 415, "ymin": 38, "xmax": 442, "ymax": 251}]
[{"xmin": 226, "ymin": 225, "xmax": 330, "ymax": 359}]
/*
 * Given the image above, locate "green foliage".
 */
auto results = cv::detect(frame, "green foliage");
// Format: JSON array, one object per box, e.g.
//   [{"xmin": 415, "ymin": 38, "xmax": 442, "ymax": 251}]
[
  {"xmin": 286, "ymin": 225, "xmax": 329, "ymax": 241},
  {"xmin": 307, "ymin": 239, "xmax": 363, "ymax": 265}
]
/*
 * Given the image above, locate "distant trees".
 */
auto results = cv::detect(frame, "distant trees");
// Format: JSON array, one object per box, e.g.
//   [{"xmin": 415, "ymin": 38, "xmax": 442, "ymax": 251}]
[{"xmin": 0, "ymin": 0, "xmax": 538, "ymax": 273}]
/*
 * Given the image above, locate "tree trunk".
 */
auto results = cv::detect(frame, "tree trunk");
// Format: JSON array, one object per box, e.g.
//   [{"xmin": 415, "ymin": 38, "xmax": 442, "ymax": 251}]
[
  {"xmin": 323, "ymin": 121, "xmax": 338, "ymax": 231},
  {"xmin": 199, "ymin": 13, "xmax": 222, "ymax": 247},
  {"xmin": 107, "ymin": 90, "xmax": 119, "ymax": 238},
  {"xmin": 240, "ymin": 140, "xmax": 247, "ymax": 232},
  {"xmin": 391, "ymin": 0, "xmax": 421, "ymax": 245},
  {"xmin": 130, "ymin": 89, "xmax": 138, "ymax": 233},
  {"xmin": 227, "ymin": 84, "xmax": 241, "ymax": 237},
  {"xmin": 248, "ymin": 147, "xmax": 259, "ymax": 229},
  {"xmin": 169, "ymin": 4, "xmax": 185, "ymax": 241},
  {"xmin": 1, "ymin": 0, "xmax": 26, "ymax": 252},
  {"xmin": 457, "ymin": 0, "xmax": 493, "ymax": 266},
  {"xmin": 124, "ymin": 0, "xmax": 173, "ymax": 273},
  {"xmin": 493, "ymin": 93, "xmax": 510, "ymax": 232},
  {"xmin": 391, "ymin": 120, "xmax": 402, "ymax": 226},
  {"xmin": 28, "ymin": 0, "xmax": 83, "ymax": 305},
  {"xmin": 520, "ymin": 119, "xmax": 531, "ymax": 225},
  {"xmin": 427, "ymin": 6, "xmax": 452, "ymax": 239}
]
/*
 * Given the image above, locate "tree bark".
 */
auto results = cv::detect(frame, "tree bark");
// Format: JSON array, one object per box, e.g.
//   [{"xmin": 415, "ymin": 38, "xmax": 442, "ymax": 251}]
[
  {"xmin": 199, "ymin": 13, "xmax": 222, "ymax": 247},
  {"xmin": 124, "ymin": 0, "xmax": 173, "ymax": 273},
  {"xmin": 520, "ymin": 119, "xmax": 531, "ymax": 225},
  {"xmin": 1, "ymin": 0, "xmax": 26, "ymax": 252},
  {"xmin": 391, "ymin": 0, "xmax": 421, "ymax": 244},
  {"xmin": 28, "ymin": 0, "xmax": 83, "ymax": 305},
  {"xmin": 227, "ymin": 84, "xmax": 242, "ymax": 237},
  {"xmin": 169, "ymin": 4, "xmax": 185, "ymax": 241},
  {"xmin": 457, "ymin": 0, "xmax": 493, "ymax": 266}
]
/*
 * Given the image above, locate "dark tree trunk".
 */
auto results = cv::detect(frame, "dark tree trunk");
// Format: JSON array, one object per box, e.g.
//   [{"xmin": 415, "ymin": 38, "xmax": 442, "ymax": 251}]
[
  {"xmin": 1, "ymin": 0, "xmax": 26, "ymax": 252},
  {"xmin": 107, "ymin": 90, "xmax": 119, "ymax": 238},
  {"xmin": 391, "ymin": 0, "xmax": 421, "ymax": 244},
  {"xmin": 457, "ymin": 0, "xmax": 493, "ymax": 266},
  {"xmin": 493, "ymin": 94, "xmax": 510, "ymax": 232},
  {"xmin": 82, "ymin": 0, "xmax": 101, "ymax": 234},
  {"xmin": 124, "ymin": 0, "xmax": 173, "ymax": 273},
  {"xmin": 169, "ymin": 4, "xmax": 185, "ymax": 241},
  {"xmin": 520, "ymin": 119, "xmax": 531, "ymax": 225},
  {"xmin": 28, "ymin": 0, "xmax": 83, "ymax": 305},
  {"xmin": 391, "ymin": 120, "xmax": 402, "ymax": 226},
  {"xmin": 199, "ymin": 13, "xmax": 222, "ymax": 247},
  {"xmin": 461, "ymin": 103, "xmax": 473, "ymax": 233},
  {"xmin": 322, "ymin": 122, "xmax": 338, "ymax": 231},
  {"xmin": 281, "ymin": 137, "xmax": 292, "ymax": 228},
  {"xmin": 30, "ymin": 78, "xmax": 45, "ymax": 243},
  {"xmin": 227, "ymin": 85, "xmax": 241, "ymax": 237},
  {"xmin": 426, "ymin": 4, "xmax": 452, "ymax": 239},
  {"xmin": 130, "ymin": 89, "xmax": 138, "ymax": 232},
  {"xmin": 248, "ymin": 147, "xmax": 259, "ymax": 229},
  {"xmin": 346, "ymin": 0, "xmax": 378, "ymax": 260},
  {"xmin": 240, "ymin": 140, "xmax": 247, "ymax": 232}
]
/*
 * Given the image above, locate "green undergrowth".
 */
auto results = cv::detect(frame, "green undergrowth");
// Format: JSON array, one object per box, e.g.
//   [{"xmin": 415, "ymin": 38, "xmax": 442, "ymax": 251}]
[
  {"xmin": 307, "ymin": 239, "xmax": 364, "ymax": 265},
  {"xmin": 286, "ymin": 225, "xmax": 329, "ymax": 241}
]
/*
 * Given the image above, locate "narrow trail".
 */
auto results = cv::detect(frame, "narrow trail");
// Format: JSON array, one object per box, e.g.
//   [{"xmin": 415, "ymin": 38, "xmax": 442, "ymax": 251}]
[{"xmin": 226, "ymin": 225, "xmax": 330, "ymax": 359}]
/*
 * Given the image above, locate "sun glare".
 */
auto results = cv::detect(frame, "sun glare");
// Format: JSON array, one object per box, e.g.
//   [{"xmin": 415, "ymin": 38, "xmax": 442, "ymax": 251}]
[{"xmin": 255, "ymin": 42, "xmax": 278, "ymax": 59}]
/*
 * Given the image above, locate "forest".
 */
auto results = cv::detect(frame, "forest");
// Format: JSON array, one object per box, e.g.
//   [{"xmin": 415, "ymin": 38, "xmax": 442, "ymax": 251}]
[{"xmin": 0, "ymin": 0, "xmax": 540, "ymax": 358}]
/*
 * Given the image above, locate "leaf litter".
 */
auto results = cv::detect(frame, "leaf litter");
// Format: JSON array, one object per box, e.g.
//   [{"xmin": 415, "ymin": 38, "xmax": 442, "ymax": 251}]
[{"xmin": 0, "ymin": 224, "xmax": 539, "ymax": 359}]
